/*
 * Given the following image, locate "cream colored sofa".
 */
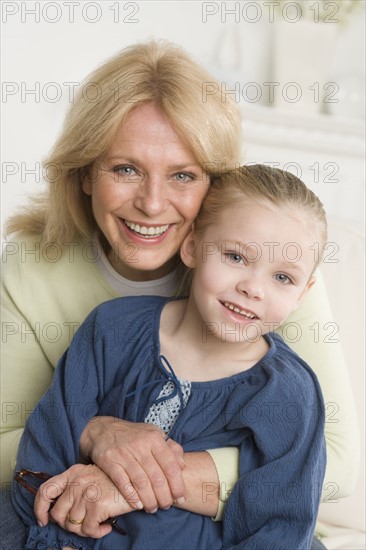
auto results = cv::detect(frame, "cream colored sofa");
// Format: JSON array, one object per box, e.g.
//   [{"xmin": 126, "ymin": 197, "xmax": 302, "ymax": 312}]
[{"xmin": 317, "ymin": 217, "xmax": 365, "ymax": 549}]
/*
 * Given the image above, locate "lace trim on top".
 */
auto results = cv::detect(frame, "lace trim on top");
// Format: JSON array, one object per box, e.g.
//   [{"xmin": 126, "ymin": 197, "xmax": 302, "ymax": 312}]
[{"xmin": 144, "ymin": 379, "xmax": 191, "ymax": 435}]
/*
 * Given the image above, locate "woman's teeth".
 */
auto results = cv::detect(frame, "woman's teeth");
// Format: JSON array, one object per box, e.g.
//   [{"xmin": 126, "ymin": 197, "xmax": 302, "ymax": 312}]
[
  {"xmin": 224, "ymin": 302, "xmax": 256, "ymax": 319},
  {"xmin": 125, "ymin": 220, "xmax": 169, "ymax": 237}
]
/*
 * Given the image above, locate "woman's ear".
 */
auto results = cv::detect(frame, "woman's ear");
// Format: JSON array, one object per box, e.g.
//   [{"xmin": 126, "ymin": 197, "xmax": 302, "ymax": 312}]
[
  {"xmin": 180, "ymin": 228, "xmax": 197, "ymax": 268},
  {"xmin": 82, "ymin": 177, "xmax": 92, "ymax": 196},
  {"xmin": 82, "ymin": 164, "xmax": 99, "ymax": 195}
]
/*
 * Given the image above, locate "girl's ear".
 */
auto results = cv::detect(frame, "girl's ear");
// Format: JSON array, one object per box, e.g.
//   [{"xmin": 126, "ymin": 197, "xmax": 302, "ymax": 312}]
[
  {"xmin": 180, "ymin": 228, "xmax": 197, "ymax": 268},
  {"xmin": 295, "ymin": 276, "xmax": 316, "ymax": 307}
]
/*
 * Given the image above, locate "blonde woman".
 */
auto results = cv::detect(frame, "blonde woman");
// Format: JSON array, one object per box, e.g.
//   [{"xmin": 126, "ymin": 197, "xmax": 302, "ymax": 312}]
[{"xmin": 1, "ymin": 41, "xmax": 359, "ymax": 549}]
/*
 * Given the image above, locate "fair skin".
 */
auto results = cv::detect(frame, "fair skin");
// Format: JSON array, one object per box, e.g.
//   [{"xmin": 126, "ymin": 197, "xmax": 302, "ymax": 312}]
[{"xmin": 36, "ymin": 196, "xmax": 317, "ymax": 545}]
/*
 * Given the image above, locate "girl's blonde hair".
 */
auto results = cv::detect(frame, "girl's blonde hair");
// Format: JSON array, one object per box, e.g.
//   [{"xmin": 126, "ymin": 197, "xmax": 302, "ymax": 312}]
[
  {"xmin": 179, "ymin": 164, "xmax": 328, "ymax": 295},
  {"xmin": 5, "ymin": 40, "xmax": 242, "ymax": 244},
  {"xmin": 196, "ymin": 164, "xmax": 327, "ymax": 245}
]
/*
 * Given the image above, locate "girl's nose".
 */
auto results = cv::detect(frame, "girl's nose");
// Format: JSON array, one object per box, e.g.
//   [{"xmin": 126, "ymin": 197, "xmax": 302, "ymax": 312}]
[{"xmin": 236, "ymin": 275, "xmax": 265, "ymax": 300}]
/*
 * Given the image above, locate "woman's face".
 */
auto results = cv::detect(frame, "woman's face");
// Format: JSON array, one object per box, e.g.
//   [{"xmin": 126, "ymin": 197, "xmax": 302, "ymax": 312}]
[{"xmin": 83, "ymin": 103, "xmax": 210, "ymax": 281}]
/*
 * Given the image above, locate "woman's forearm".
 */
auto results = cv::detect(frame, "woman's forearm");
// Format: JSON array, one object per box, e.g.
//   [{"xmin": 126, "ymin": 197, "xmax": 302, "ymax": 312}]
[
  {"xmin": 174, "ymin": 452, "xmax": 219, "ymax": 517},
  {"xmin": 80, "ymin": 417, "xmax": 240, "ymax": 518},
  {"xmin": 175, "ymin": 448, "xmax": 240, "ymax": 518}
]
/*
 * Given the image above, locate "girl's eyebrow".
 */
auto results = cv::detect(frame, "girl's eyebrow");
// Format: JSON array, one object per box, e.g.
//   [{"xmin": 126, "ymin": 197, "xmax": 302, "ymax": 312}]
[{"xmin": 222, "ymin": 240, "xmax": 308, "ymax": 273}]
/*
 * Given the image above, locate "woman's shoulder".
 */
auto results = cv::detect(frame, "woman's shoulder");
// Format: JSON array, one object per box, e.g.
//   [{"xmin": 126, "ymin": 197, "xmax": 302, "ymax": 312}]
[
  {"xmin": 1, "ymin": 232, "xmax": 117, "ymax": 336},
  {"xmin": 3, "ymin": 230, "xmax": 96, "ymax": 257},
  {"xmin": 1, "ymin": 231, "xmax": 105, "ymax": 284}
]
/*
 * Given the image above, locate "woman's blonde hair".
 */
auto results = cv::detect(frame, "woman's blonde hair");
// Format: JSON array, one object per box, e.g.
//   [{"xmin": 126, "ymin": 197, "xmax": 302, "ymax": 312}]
[
  {"xmin": 5, "ymin": 40, "xmax": 242, "ymax": 244},
  {"xmin": 179, "ymin": 164, "xmax": 328, "ymax": 295}
]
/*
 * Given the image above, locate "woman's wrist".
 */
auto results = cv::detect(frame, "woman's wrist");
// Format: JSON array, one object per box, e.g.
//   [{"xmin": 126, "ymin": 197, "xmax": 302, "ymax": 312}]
[
  {"xmin": 173, "ymin": 452, "xmax": 219, "ymax": 517},
  {"xmin": 80, "ymin": 418, "xmax": 239, "ymax": 520},
  {"xmin": 79, "ymin": 416, "xmax": 115, "ymax": 462}
]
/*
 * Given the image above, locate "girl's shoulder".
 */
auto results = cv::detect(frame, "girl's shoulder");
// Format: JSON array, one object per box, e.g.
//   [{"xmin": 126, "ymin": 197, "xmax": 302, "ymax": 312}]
[
  {"xmin": 94, "ymin": 295, "xmax": 170, "ymax": 323},
  {"xmin": 261, "ymin": 332, "xmax": 323, "ymax": 400}
]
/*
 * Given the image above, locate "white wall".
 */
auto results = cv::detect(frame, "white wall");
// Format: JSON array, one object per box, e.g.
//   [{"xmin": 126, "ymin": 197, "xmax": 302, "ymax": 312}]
[{"xmin": 1, "ymin": 0, "xmax": 365, "ymax": 237}]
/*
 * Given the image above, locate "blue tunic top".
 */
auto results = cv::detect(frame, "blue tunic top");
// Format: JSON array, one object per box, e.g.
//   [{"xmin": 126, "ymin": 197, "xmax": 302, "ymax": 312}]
[{"xmin": 13, "ymin": 296, "xmax": 326, "ymax": 549}]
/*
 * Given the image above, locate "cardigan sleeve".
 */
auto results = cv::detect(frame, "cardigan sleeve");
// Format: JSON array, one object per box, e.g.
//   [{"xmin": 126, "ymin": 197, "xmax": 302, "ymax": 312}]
[
  {"xmin": 222, "ymin": 359, "xmax": 326, "ymax": 549},
  {"xmin": 1, "ymin": 240, "xmax": 54, "ymax": 485}
]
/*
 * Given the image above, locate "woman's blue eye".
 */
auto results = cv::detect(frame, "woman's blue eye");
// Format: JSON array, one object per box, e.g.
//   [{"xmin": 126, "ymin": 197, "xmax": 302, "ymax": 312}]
[
  {"xmin": 173, "ymin": 172, "xmax": 194, "ymax": 182},
  {"xmin": 274, "ymin": 273, "xmax": 292, "ymax": 284},
  {"xmin": 113, "ymin": 165, "xmax": 136, "ymax": 175},
  {"xmin": 110, "ymin": 165, "xmax": 140, "ymax": 182}
]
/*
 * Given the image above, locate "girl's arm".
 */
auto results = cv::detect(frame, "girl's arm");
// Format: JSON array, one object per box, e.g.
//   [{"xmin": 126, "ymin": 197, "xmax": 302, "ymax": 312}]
[{"xmin": 222, "ymin": 358, "xmax": 326, "ymax": 549}]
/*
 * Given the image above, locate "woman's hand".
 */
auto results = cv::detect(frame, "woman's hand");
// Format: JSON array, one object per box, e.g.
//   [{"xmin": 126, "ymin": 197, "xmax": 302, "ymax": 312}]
[
  {"xmin": 79, "ymin": 417, "xmax": 186, "ymax": 512},
  {"xmin": 35, "ymin": 463, "xmax": 133, "ymax": 539}
]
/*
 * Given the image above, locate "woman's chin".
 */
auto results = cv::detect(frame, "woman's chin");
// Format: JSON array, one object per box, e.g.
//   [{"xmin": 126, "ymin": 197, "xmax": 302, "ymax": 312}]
[{"xmin": 107, "ymin": 248, "xmax": 177, "ymax": 281}]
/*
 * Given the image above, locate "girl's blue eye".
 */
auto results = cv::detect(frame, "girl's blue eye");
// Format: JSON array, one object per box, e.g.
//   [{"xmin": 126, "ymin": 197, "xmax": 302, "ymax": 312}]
[
  {"xmin": 274, "ymin": 273, "xmax": 292, "ymax": 284},
  {"xmin": 226, "ymin": 253, "xmax": 244, "ymax": 264}
]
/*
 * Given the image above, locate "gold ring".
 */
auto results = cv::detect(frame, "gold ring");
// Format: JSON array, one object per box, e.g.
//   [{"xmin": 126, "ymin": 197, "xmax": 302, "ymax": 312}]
[{"xmin": 67, "ymin": 514, "xmax": 84, "ymax": 525}]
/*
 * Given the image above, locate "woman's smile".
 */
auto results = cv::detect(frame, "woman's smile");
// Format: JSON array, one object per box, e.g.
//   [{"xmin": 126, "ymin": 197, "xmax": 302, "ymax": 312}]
[{"xmin": 123, "ymin": 219, "xmax": 170, "ymax": 238}]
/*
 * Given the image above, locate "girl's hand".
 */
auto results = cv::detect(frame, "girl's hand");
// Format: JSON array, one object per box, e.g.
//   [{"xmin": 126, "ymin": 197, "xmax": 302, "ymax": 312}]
[
  {"xmin": 35, "ymin": 463, "xmax": 133, "ymax": 539},
  {"xmin": 79, "ymin": 417, "xmax": 186, "ymax": 512}
]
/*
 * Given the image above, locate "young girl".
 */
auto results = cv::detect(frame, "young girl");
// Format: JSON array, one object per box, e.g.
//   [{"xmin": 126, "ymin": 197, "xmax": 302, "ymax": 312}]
[{"xmin": 13, "ymin": 164, "xmax": 326, "ymax": 549}]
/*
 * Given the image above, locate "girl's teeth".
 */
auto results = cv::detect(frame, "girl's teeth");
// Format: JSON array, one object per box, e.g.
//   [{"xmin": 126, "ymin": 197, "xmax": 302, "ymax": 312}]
[
  {"xmin": 125, "ymin": 220, "xmax": 169, "ymax": 237},
  {"xmin": 224, "ymin": 302, "xmax": 255, "ymax": 319}
]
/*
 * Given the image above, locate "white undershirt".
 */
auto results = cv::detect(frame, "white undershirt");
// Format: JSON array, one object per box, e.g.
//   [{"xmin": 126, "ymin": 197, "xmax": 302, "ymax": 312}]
[{"xmin": 94, "ymin": 239, "xmax": 180, "ymax": 297}]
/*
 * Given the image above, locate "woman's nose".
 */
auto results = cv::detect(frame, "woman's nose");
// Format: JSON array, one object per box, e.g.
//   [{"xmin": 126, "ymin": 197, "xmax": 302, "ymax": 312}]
[{"xmin": 134, "ymin": 175, "xmax": 169, "ymax": 217}]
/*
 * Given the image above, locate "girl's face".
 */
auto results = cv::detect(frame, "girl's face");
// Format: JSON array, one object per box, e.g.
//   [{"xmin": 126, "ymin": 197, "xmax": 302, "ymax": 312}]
[
  {"xmin": 181, "ymin": 199, "xmax": 317, "ymax": 344},
  {"xmin": 83, "ymin": 103, "xmax": 210, "ymax": 281}
]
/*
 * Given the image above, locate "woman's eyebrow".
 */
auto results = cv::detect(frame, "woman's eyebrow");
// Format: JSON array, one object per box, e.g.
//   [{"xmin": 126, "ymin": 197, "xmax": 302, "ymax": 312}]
[
  {"xmin": 103, "ymin": 155, "xmax": 137, "ymax": 163},
  {"xmin": 104, "ymin": 156, "xmax": 202, "ymax": 171}
]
